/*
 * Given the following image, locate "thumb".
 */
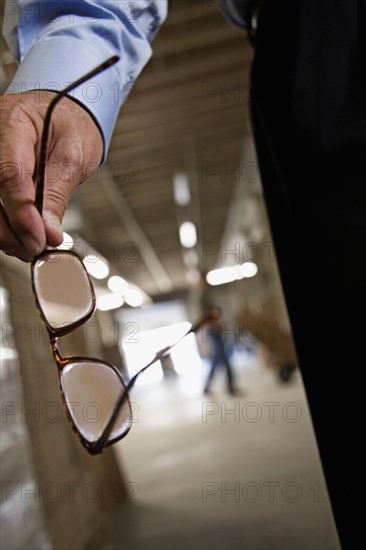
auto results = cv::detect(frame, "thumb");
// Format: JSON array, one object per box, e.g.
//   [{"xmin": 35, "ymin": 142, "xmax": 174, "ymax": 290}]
[
  {"xmin": 42, "ymin": 156, "xmax": 79, "ymax": 246},
  {"xmin": 40, "ymin": 98, "xmax": 103, "ymax": 246},
  {"xmin": 43, "ymin": 210, "xmax": 64, "ymax": 246}
]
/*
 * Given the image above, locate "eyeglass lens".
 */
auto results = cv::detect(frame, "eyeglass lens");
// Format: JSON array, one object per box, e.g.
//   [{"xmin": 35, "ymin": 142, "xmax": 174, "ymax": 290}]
[
  {"xmin": 33, "ymin": 252, "xmax": 93, "ymax": 329},
  {"xmin": 61, "ymin": 360, "xmax": 132, "ymax": 443}
]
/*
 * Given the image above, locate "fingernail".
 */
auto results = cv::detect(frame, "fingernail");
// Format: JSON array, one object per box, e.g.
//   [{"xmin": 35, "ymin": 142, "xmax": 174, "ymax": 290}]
[{"xmin": 22, "ymin": 235, "xmax": 42, "ymax": 256}]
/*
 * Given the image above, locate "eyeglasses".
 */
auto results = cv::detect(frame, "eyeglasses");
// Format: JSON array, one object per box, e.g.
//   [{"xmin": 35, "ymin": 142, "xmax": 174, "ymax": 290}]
[{"xmin": 31, "ymin": 57, "xmax": 220, "ymax": 455}]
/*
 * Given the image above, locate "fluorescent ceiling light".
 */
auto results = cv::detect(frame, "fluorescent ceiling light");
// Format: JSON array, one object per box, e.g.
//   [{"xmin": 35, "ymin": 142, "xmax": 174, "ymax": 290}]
[
  {"xmin": 0, "ymin": 287, "xmax": 8, "ymax": 312},
  {"xmin": 238, "ymin": 262, "xmax": 258, "ymax": 278},
  {"xmin": 173, "ymin": 172, "xmax": 191, "ymax": 206},
  {"xmin": 207, "ymin": 266, "xmax": 237, "ymax": 286},
  {"xmin": 108, "ymin": 275, "xmax": 129, "ymax": 295},
  {"xmin": 179, "ymin": 221, "xmax": 197, "ymax": 248},
  {"xmin": 57, "ymin": 232, "xmax": 74, "ymax": 250},
  {"xmin": 96, "ymin": 293, "xmax": 124, "ymax": 311},
  {"xmin": 207, "ymin": 262, "xmax": 258, "ymax": 286},
  {"xmin": 125, "ymin": 288, "xmax": 144, "ymax": 308},
  {"xmin": 83, "ymin": 255, "xmax": 110, "ymax": 280},
  {"xmin": 1, "ymin": 348, "xmax": 18, "ymax": 360}
]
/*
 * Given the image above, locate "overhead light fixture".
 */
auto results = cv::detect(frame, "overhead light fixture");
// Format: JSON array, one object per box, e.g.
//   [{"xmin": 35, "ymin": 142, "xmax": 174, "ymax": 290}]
[
  {"xmin": 0, "ymin": 287, "xmax": 8, "ymax": 312},
  {"xmin": 57, "ymin": 231, "xmax": 74, "ymax": 250},
  {"xmin": 108, "ymin": 275, "xmax": 129, "ymax": 295},
  {"xmin": 83, "ymin": 255, "xmax": 110, "ymax": 280},
  {"xmin": 173, "ymin": 172, "xmax": 191, "ymax": 206},
  {"xmin": 1, "ymin": 348, "xmax": 18, "ymax": 360},
  {"xmin": 96, "ymin": 293, "xmax": 124, "ymax": 311},
  {"xmin": 179, "ymin": 221, "xmax": 197, "ymax": 248},
  {"xmin": 206, "ymin": 266, "xmax": 237, "ymax": 286},
  {"xmin": 125, "ymin": 288, "xmax": 144, "ymax": 308},
  {"xmin": 238, "ymin": 262, "xmax": 258, "ymax": 278},
  {"xmin": 207, "ymin": 262, "xmax": 258, "ymax": 286}
]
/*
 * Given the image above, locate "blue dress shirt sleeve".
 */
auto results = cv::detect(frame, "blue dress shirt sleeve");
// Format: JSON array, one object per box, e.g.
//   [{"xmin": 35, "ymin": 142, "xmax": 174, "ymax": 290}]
[{"xmin": 2, "ymin": 0, "xmax": 168, "ymax": 160}]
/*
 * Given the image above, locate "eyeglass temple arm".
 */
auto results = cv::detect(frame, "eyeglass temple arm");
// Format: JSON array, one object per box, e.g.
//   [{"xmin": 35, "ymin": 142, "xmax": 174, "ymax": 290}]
[
  {"xmin": 35, "ymin": 55, "xmax": 120, "ymax": 216},
  {"xmin": 91, "ymin": 308, "xmax": 222, "ymax": 454}
]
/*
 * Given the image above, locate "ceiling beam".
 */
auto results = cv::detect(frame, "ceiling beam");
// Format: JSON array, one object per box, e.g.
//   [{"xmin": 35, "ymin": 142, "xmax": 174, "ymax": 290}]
[{"xmin": 99, "ymin": 170, "xmax": 173, "ymax": 294}]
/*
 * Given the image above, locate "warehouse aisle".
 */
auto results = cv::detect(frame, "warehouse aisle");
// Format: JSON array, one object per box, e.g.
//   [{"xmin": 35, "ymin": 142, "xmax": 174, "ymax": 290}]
[{"xmin": 106, "ymin": 357, "xmax": 340, "ymax": 550}]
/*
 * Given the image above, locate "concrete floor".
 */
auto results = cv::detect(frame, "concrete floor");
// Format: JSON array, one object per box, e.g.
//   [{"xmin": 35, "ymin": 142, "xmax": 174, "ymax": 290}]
[{"xmin": 105, "ymin": 354, "xmax": 341, "ymax": 550}]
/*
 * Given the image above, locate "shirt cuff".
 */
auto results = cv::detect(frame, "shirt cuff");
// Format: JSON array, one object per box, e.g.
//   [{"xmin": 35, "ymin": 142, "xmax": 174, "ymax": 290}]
[{"xmin": 5, "ymin": 36, "xmax": 152, "ymax": 162}]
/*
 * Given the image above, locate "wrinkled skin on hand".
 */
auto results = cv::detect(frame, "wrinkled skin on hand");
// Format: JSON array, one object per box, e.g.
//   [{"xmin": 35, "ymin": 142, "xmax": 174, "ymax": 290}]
[{"xmin": 0, "ymin": 91, "xmax": 103, "ymax": 261}]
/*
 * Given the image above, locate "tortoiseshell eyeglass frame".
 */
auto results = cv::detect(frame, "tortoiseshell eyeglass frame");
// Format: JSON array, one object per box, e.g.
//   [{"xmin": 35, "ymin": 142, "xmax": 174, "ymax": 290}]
[{"xmin": 30, "ymin": 57, "xmax": 221, "ymax": 454}]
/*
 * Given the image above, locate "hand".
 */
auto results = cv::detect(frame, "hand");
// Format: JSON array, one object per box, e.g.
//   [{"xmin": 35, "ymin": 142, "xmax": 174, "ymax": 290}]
[{"xmin": 0, "ymin": 91, "xmax": 103, "ymax": 261}]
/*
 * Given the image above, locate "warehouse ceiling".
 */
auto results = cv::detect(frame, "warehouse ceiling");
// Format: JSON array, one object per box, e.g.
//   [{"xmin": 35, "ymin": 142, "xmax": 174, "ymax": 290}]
[{"xmin": 1, "ymin": 1, "xmax": 276, "ymax": 304}]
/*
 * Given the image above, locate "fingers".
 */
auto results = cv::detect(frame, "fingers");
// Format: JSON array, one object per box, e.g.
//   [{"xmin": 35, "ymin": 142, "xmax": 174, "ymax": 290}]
[
  {"xmin": 0, "ymin": 204, "xmax": 35, "ymax": 262},
  {"xmin": 0, "ymin": 94, "xmax": 46, "ymax": 258},
  {"xmin": 0, "ymin": 93, "xmax": 104, "ymax": 261},
  {"xmin": 0, "ymin": 164, "xmax": 46, "ymax": 255}
]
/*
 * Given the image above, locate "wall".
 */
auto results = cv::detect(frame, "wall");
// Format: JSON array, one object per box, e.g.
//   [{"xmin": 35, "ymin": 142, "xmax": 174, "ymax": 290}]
[{"xmin": 1, "ymin": 255, "xmax": 128, "ymax": 549}]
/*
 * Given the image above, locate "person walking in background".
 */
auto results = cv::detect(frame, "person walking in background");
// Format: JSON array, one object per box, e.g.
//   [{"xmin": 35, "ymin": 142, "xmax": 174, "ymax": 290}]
[
  {"xmin": 196, "ymin": 272, "xmax": 238, "ymax": 395},
  {"xmin": 202, "ymin": 321, "xmax": 236, "ymax": 395}
]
